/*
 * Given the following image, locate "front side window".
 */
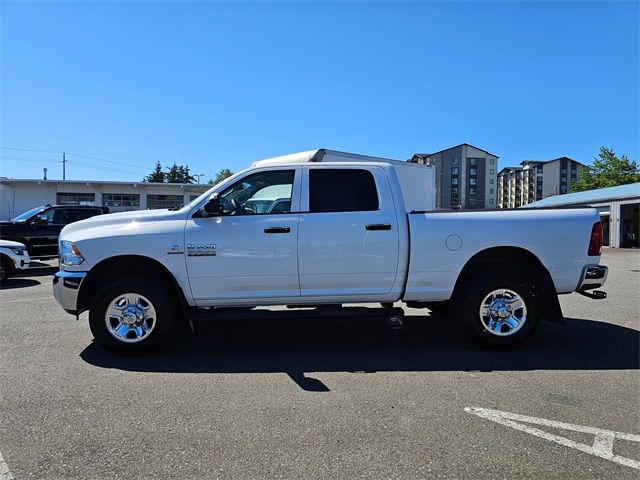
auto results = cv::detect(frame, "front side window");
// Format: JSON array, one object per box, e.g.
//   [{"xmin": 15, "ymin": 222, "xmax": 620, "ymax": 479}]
[
  {"xmin": 216, "ymin": 170, "xmax": 295, "ymax": 215},
  {"xmin": 309, "ymin": 169, "xmax": 378, "ymax": 213},
  {"xmin": 40, "ymin": 209, "xmax": 56, "ymax": 223}
]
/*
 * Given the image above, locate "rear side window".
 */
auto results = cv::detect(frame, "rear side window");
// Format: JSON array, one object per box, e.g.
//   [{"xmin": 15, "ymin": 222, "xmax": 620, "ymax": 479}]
[
  {"xmin": 309, "ymin": 169, "xmax": 379, "ymax": 213},
  {"xmin": 68, "ymin": 209, "xmax": 101, "ymax": 223}
]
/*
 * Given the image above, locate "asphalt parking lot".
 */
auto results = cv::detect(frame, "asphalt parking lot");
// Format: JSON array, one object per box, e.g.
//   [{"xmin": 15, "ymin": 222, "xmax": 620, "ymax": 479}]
[{"xmin": 0, "ymin": 249, "xmax": 638, "ymax": 479}]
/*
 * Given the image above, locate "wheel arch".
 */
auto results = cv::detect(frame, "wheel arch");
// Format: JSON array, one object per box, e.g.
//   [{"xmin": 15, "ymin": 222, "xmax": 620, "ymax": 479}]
[
  {"xmin": 77, "ymin": 255, "xmax": 189, "ymax": 318},
  {"xmin": 452, "ymin": 246, "xmax": 563, "ymax": 324}
]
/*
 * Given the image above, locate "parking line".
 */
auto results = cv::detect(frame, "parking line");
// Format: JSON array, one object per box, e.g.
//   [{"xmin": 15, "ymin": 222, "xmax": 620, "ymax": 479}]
[
  {"xmin": 465, "ymin": 406, "xmax": 640, "ymax": 471},
  {"xmin": 0, "ymin": 450, "xmax": 14, "ymax": 480},
  {"xmin": 1, "ymin": 297, "xmax": 51, "ymax": 304}
]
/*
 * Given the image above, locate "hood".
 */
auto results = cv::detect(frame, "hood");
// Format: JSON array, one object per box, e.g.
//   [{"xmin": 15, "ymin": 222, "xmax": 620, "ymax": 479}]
[
  {"xmin": 60, "ymin": 209, "xmax": 184, "ymax": 239},
  {"xmin": 0, "ymin": 239, "xmax": 27, "ymax": 248}
]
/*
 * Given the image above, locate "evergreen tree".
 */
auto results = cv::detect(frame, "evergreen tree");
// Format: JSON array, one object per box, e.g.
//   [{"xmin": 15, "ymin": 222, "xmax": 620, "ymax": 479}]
[{"xmin": 144, "ymin": 161, "xmax": 166, "ymax": 182}]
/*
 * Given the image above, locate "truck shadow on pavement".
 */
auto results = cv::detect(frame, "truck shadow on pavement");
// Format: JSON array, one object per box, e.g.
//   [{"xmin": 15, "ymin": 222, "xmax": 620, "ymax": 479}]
[
  {"xmin": 0, "ymin": 278, "xmax": 41, "ymax": 289},
  {"xmin": 80, "ymin": 315, "xmax": 640, "ymax": 391}
]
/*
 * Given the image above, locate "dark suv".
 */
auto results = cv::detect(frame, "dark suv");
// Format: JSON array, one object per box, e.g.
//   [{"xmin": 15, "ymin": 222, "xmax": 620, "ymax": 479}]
[{"xmin": 0, "ymin": 204, "xmax": 109, "ymax": 257}]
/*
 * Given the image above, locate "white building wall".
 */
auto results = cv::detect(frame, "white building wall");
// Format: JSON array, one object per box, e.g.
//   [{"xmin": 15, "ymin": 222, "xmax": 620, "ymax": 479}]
[{"xmin": 0, "ymin": 179, "xmax": 210, "ymax": 220}]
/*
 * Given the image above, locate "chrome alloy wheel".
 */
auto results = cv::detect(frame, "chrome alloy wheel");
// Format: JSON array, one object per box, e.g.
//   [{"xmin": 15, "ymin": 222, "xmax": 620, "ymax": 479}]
[
  {"xmin": 479, "ymin": 288, "xmax": 527, "ymax": 337},
  {"xmin": 105, "ymin": 293, "xmax": 157, "ymax": 343}
]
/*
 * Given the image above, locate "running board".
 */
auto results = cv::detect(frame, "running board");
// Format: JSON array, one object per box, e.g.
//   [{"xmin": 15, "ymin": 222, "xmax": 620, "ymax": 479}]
[{"xmin": 189, "ymin": 305, "xmax": 405, "ymax": 323}]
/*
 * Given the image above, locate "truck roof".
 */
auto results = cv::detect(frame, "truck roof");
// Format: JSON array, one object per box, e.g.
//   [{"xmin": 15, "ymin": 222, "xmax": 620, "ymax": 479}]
[{"xmin": 251, "ymin": 148, "xmax": 427, "ymax": 169}]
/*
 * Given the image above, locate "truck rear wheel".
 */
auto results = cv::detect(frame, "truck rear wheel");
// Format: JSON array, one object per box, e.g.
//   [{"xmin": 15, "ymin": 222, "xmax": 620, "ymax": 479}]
[
  {"xmin": 460, "ymin": 273, "xmax": 540, "ymax": 348},
  {"xmin": 89, "ymin": 277, "xmax": 174, "ymax": 353}
]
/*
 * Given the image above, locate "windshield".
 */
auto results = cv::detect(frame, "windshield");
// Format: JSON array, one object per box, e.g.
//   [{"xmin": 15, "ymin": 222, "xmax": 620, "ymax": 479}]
[{"xmin": 11, "ymin": 205, "xmax": 45, "ymax": 222}]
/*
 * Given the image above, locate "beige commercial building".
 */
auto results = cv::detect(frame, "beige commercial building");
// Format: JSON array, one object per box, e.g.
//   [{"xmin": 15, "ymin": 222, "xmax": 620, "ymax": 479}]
[{"xmin": 0, "ymin": 178, "xmax": 211, "ymax": 221}]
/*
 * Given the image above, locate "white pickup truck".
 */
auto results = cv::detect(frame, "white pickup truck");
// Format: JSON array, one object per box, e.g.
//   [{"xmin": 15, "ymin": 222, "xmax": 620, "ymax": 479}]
[{"xmin": 53, "ymin": 149, "xmax": 608, "ymax": 352}]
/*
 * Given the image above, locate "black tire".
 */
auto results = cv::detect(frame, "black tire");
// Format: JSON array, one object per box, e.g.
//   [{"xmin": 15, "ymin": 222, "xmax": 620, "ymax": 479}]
[
  {"xmin": 0, "ymin": 255, "xmax": 14, "ymax": 283},
  {"xmin": 89, "ymin": 276, "xmax": 175, "ymax": 353},
  {"xmin": 460, "ymin": 273, "xmax": 540, "ymax": 348}
]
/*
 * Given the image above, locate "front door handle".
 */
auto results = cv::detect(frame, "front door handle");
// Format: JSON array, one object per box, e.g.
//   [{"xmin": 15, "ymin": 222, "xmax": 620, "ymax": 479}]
[
  {"xmin": 264, "ymin": 226, "xmax": 290, "ymax": 234},
  {"xmin": 365, "ymin": 224, "xmax": 392, "ymax": 231}
]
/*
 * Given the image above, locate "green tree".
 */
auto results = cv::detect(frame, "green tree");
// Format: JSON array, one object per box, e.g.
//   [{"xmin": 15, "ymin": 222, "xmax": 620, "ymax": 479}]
[
  {"xmin": 165, "ymin": 163, "xmax": 195, "ymax": 183},
  {"xmin": 570, "ymin": 147, "xmax": 639, "ymax": 192},
  {"xmin": 209, "ymin": 168, "xmax": 234, "ymax": 185},
  {"xmin": 144, "ymin": 161, "xmax": 166, "ymax": 183}
]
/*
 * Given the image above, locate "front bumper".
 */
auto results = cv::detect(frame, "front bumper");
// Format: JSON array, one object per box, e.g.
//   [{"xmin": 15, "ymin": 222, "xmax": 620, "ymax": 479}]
[{"xmin": 53, "ymin": 270, "xmax": 87, "ymax": 314}]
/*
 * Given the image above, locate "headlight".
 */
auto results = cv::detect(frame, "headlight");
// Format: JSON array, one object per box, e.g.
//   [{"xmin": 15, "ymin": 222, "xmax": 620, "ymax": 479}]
[
  {"xmin": 60, "ymin": 241, "xmax": 84, "ymax": 266},
  {"xmin": 10, "ymin": 248, "xmax": 24, "ymax": 256}
]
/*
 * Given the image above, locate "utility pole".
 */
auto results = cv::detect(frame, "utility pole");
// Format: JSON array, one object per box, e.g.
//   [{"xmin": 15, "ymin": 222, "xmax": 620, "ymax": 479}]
[{"xmin": 62, "ymin": 152, "xmax": 67, "ymax": 180}]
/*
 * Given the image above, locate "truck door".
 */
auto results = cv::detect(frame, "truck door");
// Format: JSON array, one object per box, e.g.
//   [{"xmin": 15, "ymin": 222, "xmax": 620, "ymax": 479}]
[
  {"xmin": 298, "ymin": 166, "xmax": 400, "ymax": 298},
  {"xmin": 28, "ymin": 207, "xmax": 68, "ymax": 257},
  {"xmin": 184, "ymin": 167, "xmax": 302, "ymax": 305}
]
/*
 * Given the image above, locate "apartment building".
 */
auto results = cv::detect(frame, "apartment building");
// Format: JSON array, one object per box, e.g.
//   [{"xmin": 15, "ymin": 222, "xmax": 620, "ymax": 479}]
[
  {"xmin": 411, "ymin": 143, "xmax": 498, "ymax": 209},
  {"xmin": 497, "ymin": 157, "xmax": 586, "ymax": 208}
]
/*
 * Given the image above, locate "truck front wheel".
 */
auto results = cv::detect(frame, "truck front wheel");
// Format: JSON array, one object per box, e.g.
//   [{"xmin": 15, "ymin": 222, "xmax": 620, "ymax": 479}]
[
  {"xmin": 460, "ymin": 274, "xmax": 540, "ymax": 348},
  {"xmin": 89, "ymin": 277, "xmax": 174, "ymax": 353}
]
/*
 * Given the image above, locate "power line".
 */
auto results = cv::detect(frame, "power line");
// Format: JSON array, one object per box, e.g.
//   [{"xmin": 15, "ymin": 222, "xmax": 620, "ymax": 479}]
[
  {"xmin": 0, "ymin": 155, "xmax": 61, "ymax": 162},
  {"xmin": 1, "ymin": 146, "xmax": 62, "ymax": 154},
  {"xmin": 66, "ymin": 160, "xmax": 145, "ymax": 177},
  {"xmin": 66, "ymin": 152, "xmax": 150, "ymax": 171},
  {"xmin": 2, "ymin": 146, "xmax": 151, "ymax": 172}
]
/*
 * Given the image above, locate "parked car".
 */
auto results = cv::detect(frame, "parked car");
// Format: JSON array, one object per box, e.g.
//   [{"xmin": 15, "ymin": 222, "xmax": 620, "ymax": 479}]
[
  {"xmin": 0, "ymin": 204, "xmax": 109, "ymax": 257},
  {"xmin": 0, "ymin": 239, "xmax": 30, "ymax": 282},
  {"xmin": 52, "ymin": 148, "xmax": 607, "ymax": 353}
]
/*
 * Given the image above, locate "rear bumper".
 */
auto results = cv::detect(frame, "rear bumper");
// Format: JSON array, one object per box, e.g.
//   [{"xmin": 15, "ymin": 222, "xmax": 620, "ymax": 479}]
[
  {"xmin": 577, "ymin": 265, "xmax": 608, "ymax": 291},
  {"xmin": 53, "ymin": 270, "xmax": 86, "ymax": 314}
]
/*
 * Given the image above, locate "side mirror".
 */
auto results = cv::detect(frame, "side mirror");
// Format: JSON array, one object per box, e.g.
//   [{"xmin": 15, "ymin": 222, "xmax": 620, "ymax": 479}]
[
  {"xmin": 31, "ymin": 215, "xmax": 48, "ymax": 228},
  {"xmin": 203, "ymin": 193, "xmax": 221, "ymax": 215}
]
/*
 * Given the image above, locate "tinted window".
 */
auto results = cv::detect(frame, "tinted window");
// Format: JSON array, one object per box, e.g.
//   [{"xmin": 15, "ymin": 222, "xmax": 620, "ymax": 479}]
[
  {"xmin": 68, "ymin": 209, "xmax": 101, "ymax": 223},
  {"xmin": 52, "ymin": 209, "xmax": 68, "ymax": 224},
  {"xmin": 309, "ymin": 169, "xmax": 378, "ymax": 213}
]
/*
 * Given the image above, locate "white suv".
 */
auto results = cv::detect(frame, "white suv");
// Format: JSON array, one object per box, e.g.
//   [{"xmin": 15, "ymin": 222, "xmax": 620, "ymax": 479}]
[{"xmin": 0, "ymin": 240, "xmax": 31, "ymax": 282}]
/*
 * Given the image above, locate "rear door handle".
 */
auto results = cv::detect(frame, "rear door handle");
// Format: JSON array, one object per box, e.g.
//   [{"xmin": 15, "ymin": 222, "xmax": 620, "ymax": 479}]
[
  {"xmin": 264, "ymin": 226, "xmax": 290, "ymax": 234},
  {"xmin": 365, "ymin": 224, "xmax": 392, "ymax": 231}
]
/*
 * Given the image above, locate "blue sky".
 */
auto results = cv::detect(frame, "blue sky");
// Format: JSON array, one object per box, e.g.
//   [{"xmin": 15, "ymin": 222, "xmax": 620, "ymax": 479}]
[{"xmin": 1, "ymin": 0, "xmax": 638, "ymax": 182}]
